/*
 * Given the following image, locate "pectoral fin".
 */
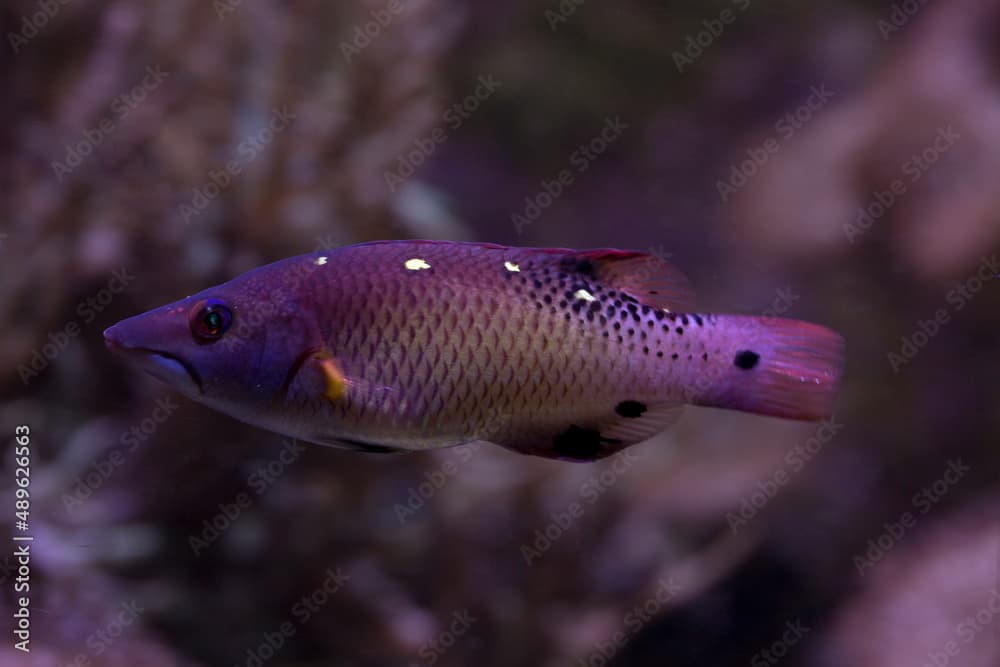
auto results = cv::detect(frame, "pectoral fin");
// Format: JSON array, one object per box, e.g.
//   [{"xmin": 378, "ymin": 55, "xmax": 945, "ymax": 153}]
[{"xmin": 311, "ymin": 351, "xmax": 349, "ymax": 403}]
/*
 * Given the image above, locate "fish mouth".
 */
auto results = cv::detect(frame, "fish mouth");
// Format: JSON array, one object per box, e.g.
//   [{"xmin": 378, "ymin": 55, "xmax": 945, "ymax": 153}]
[{"xmin": 104, "ymin": 327, "xmax": 204, "ymax": 395}]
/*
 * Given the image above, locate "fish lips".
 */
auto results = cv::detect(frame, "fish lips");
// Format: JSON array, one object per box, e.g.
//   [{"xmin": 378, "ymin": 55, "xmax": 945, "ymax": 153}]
[{"xmin": 104, "ymin": 324, "xmax": 204, "ymax": 396}]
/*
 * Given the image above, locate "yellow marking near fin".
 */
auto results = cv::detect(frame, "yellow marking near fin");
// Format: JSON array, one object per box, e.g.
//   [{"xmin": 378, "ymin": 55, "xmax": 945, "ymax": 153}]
[{"xmin": 313, "ymin": 351, "xmax": 349, "ymax": 403}]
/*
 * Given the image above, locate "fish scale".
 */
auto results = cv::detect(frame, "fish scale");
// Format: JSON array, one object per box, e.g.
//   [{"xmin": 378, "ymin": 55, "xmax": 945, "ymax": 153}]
[
  {"xmin": 309, "ymin": 244, "xmax": 704, "ymax": 452},
  {"xmin": 104, "ymin": 240, "xmax": 844, "ymax": 461}
]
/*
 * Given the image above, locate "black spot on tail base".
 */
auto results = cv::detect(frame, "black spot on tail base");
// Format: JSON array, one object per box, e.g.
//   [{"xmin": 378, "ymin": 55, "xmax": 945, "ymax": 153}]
[
  {"xmin": 734, "ymin": 350, "xmax": 760, "ymax": 370},
  {"xmin": 615, "ymin": 400, "xmax": 647, "ymax": 418}
]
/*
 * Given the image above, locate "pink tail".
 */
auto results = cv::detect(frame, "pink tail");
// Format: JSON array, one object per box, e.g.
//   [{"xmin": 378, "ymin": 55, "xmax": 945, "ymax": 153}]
[{"xmin": 693, "ymin": 317, "xmax": 845, "ymax": 421}]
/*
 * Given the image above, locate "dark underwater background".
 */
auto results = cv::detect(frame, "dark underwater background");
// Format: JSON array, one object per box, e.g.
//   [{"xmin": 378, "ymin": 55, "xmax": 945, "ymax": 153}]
[{"xmin": 3, "ymin": 1, "xmax": 999, "ymax": 665}]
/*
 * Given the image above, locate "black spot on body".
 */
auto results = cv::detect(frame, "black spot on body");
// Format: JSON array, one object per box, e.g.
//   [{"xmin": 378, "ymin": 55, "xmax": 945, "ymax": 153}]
[
  {"xmin": 553, "ymin": 425, "xmax": 619, "ymax": 460},
  {"xmin": 676, "ymin": 327, "xmax": 684, "ymax": 335},
  {"xmin": 615, "ymin": 400, "xmax": 647, "ymax": 418},
  {"xmin": 694, "ymin": 315, "xmax": 704, "ymax": 326},
  {"xmin": 734, "ymin": 350, "xmax": 760, "ymax": 370}
]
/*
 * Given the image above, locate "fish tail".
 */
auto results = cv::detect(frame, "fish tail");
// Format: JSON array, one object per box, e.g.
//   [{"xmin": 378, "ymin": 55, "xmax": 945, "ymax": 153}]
[{"xmin": 691, "ymin": 316, "xmax": 845, "ymax": 421}]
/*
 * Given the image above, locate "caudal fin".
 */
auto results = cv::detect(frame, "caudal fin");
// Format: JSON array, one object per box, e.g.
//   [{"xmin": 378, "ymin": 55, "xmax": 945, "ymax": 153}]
[{"xmin": 694, "ymin": 317, "xmax": 845, "ymax": 421}]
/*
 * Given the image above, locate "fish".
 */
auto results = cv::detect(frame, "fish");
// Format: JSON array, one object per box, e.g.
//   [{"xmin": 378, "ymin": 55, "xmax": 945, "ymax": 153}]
[{"xmin": 103, "ymin": 240, "xmax": 844, "ymax": 461}]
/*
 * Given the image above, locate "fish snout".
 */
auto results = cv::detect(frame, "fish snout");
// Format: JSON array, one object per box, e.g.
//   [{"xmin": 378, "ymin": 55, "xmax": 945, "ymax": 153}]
[{"xmin": 103, "ymin": 323, "xmax": 126, "ymax": 350}]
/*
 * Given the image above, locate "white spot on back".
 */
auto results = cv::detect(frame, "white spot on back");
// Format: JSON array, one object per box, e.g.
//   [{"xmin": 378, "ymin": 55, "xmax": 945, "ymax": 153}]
[
  {"xmin": 405, "ymin": 258, "xmax": 431, "ymax": 271},
  {"xmin": 504, "ymin": 261, "xmax": 520, "ymax": 272},
  {"xmin": 314, "ymin": 256, "xmax": 328, "ymax": 266},
  {"xmin": 574, "ymin": 289, "xmax": 596, "ymax": 302}
]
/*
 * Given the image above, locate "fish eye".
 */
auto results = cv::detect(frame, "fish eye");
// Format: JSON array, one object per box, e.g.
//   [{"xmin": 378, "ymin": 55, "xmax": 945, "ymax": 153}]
[{"xmin": 189, "ymin": 298, "xmax": 232, "ymax": 342}]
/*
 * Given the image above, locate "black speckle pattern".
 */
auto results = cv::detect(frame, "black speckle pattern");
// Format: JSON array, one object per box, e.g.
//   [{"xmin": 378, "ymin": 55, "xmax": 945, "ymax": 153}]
[{"xmin": 503, "ymin": 258, "xmax": 720, "ymax": 381}]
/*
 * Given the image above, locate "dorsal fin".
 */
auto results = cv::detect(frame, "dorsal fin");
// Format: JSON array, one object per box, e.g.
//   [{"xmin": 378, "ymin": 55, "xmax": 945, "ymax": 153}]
[{"xmin": 534, "ymin": 248, "xmax": 697, "ymax": 313}]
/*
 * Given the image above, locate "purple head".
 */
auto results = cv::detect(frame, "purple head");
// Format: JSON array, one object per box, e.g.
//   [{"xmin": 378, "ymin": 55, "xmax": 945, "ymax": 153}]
[{"xmin": 103, "ymin": 256, "xmax": 324, "ymax": 423}]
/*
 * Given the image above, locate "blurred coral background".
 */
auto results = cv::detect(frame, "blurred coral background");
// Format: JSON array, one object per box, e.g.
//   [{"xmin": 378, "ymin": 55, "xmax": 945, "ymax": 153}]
[{"xmin": 2, "ymin": 1, "xmax": 999, "ymax": 666}]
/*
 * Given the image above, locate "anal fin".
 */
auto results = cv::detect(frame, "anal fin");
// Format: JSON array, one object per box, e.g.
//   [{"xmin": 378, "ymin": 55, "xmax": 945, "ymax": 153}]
[{"xmin": 498, "ymin": 402, "xmax": 684, "ymax": 462}]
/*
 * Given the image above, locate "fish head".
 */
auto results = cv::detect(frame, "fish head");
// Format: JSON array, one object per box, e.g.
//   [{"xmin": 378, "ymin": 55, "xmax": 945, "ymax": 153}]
[{"xmin": 103, "ymin": 264, "xmax": 320, "ymax": 422}]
